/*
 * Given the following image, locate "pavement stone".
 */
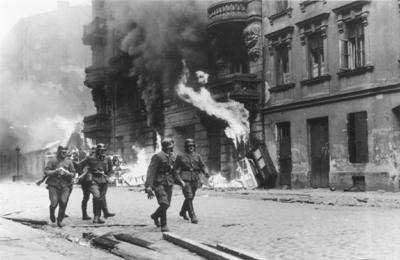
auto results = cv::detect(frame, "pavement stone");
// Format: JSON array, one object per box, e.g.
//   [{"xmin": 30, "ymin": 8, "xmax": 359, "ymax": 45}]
[{"xmin": 2, "ymin": 183, "xmax": 400, "ymax": 259}]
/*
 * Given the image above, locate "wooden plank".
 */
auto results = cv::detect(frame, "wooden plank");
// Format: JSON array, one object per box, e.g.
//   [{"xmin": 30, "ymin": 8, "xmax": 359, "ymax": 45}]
[
  {"xmin": 114, "ymin": 233, "xmax": 155, "ymax": 250},
  {"xmin": 216, "ymin": 243, "xmax": 266, "ymax": 260},
  {"xmin": 91, "ymin": 236, "xmax": 120, "ymax": 250},
  {"xmin": 163, "ymin": 232, "xmax": 242, "ymax": 260},
  {"xmin": 4, "ymin": 217, "xmax": 48, "ymax": 225},
  {"xmin": 71, "ymin": 224, "xmax": 147, "ymax": 228}
]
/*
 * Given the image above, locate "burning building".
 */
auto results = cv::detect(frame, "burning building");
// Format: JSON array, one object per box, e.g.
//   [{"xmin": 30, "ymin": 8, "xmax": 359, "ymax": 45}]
[
  {"xmin": 83, "ymin": 0, "xmax": 400, "ymax": 191},
  {"xmin": 82, "ymin": 0, "xmax": 267, "ymax": 182}
]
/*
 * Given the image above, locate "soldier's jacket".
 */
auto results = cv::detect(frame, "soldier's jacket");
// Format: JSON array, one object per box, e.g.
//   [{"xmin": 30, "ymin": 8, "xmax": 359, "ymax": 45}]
[
  {"xmin": 78, "ymin": 155, "xmax": 113, "ymax": 184},
  {"xmin": 45, "ymin": 157, "xmax": 76, "ymax": 188},
  {"xmin": 145, "ymin": 151, "xmax": 177, "ymax": 188},
  {"xmin": 174, "ymin": 152, "xmax": 205, "ymax": 182}
]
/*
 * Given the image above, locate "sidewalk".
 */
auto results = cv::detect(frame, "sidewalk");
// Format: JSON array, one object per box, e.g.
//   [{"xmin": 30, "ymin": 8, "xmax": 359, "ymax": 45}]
[
  {"xmin": 202, "ymin": 187, "xmax": 400, "ymax": 208},
  {"xmin": 0, "ymin": 217, "xmax": 121, "ymax": 260}
]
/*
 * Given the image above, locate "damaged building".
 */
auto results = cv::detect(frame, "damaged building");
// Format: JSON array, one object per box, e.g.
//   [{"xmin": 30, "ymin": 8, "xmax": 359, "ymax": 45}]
[
  {"xmin": 82, "ymin": 0, "xmax": 266, "ymax": 180},
  {"xmin": 82, "ymin": 0, "xmax": 400, "ymax": 191},
  {"xmin": 263, "ymin": 0, "xmax": 400, "ymax": 191}
]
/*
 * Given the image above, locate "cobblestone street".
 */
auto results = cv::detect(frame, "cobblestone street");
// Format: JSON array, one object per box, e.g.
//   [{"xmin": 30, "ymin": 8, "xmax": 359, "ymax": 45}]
[{"xmin": 2, "ymin": 183, "xmax": 400, "ymax": 259}]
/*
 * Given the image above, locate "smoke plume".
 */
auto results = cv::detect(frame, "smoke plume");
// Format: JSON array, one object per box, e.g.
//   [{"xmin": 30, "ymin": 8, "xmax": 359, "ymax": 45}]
[
  {"xmin": 108, "ymin": 0, "xmax": 211, "ymax": 131},
  {"xmin": 0, "ymin": 5, "xmax": 94, "ymax": 152}
]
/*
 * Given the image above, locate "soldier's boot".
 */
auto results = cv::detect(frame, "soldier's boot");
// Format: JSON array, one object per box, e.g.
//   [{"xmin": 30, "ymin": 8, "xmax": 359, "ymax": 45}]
[
  {"xmin": 151, "ymin": 207, "xmax": 161, "ymax": 227},
  {"xmin": 103, "ymin": 208, "xmax": 116, "ymax": 218},
  {"xmin": 93, "ymin": 216, "xmax": 105, "ymax": 224},
  {"xmin": 102, "ymin": 198, "xmax": 116, "ymax": 218},
  {"xmin": 57, "ymin": 209, "xmax": 65, "ymax": 228},
  {"xmin": 81, "ymin": 201, "xmax": 91, "ymax": 220},
  {"xmin": 49, "ymin": 206, "xmax": 56, "ymax": 223},
  {"xmin": 187, "ymin": 199, "xmax": 198, "ymax": 224},
  {"xmin": 160, "ymin": 204, "xmax": 169, "ymax": 232},
  {"xmin": 179, "ymin": 200, "xmax": 189, "ymax": 220}
]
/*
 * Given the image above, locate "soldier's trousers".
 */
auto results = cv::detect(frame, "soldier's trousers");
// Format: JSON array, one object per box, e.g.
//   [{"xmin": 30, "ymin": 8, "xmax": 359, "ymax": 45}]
[
  {"xmin": 88, "ymin": 183, "xmax": 108, "ymax": 217},
  {"xmin": 181, "ymin": 181, "xmax": 198, "ymax": 217},
  {"xmin": 153, "ymin": 184, "xmax": 173, "ymax": 227},
  {"xmin": 81, "ymin": 183, "xmax": 91, "ymax": 215},
  {"xmin": 48, "ymin": 185, "xmax": 71, "ymax": 220}
]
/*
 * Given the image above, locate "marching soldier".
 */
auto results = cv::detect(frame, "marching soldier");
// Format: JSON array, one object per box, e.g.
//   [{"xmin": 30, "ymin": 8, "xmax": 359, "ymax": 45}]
[
  {"xmin": 175, "ymin": 138, "xmax": 209, "ymax": 224},
  {"xmin": 78, "ymin": 143, "xmax": 115, "ymax": 224},
  {"xmin": 44, "ymin": 146, "xmax": 75, "ymax": 227},
  {"xmin": 74, "ymin": 149, "xmax": 93, "ymax": 220},
  {"xmin": 145, "ymin": 138, "xmax": 181, "ymax": 232}
]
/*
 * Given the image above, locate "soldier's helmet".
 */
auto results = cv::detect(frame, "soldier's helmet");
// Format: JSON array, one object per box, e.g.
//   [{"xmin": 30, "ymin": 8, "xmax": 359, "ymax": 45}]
[
  {"xmin": 96, "ymin": 143, "xmax": 107, "ymax": 151},
  {"xmin": 57, "ymin": 146, "xmax": 68, "ymax": 157},
  {"xmin": 184, "ymin": 138, "xmax": 196, "ymax": 147},
  {"xmin": 161, "ymin": 138, "xmax": 174, "ymax": 149},
  {"xmin": 57, "ymin": 145, "xmax": 68, "ymax": 153}
]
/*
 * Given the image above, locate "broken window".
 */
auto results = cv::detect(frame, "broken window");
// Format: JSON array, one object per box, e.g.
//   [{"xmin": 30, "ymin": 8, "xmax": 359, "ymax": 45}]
[
  {"xmin": 275, "ymin": 0, "xmax": 289, "ymax": 13},
  {"xmin": 275, "ymin": 44, "xmax": 290, "ymax": 85},
  {"xmin": 348, "ymin": 111, "xmax": 368, "ymax": 163},
  {"xmin": 339, "ymin": 19, "xmax": 365, "ymax": 70},
  {"xmin": 307, "ymin": 32, "xmax": 325, "ymax": 78}
]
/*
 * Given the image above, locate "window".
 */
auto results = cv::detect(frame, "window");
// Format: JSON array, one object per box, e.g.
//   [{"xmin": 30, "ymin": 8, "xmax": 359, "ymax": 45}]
[
  {"xmin": 307, "ymin": 33, "xmax": 325, "ymax": 78},
  {"xmin": 275, "ymin": 0, "xmax": 288, "ymax": 13},
  {"xmin": 275, "ymin": 44, "xmax": 290, "ymax": 85},
  {"xmin": 348, "ymin": 111, "xmax": 368, "ymax": 163},
  {"xmin": 340, "ymin": 20, "xmax": 365, "ymax": 70},
  {"xmin": 265, "ymin": 26, "xmax": 294, "ymax": 88}
]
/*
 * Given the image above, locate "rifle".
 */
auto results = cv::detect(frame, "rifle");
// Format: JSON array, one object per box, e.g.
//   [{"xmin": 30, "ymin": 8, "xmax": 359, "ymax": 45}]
[
  {"xmin": 36, "ymin": 168, "xmax": 74, "ymax": 186},
  {"xmin": 35, "ymin": 175, "xmax": 47, "ymax": 186}
]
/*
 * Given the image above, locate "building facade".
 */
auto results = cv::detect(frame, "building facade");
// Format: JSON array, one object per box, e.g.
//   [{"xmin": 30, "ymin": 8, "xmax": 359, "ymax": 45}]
[
  {"xmin": 82, "ymin": 0, "xmax": 266, "ymax": 179},
  {"xmin": 82, "ymin": 0, "xmax": 400, "ymax": 191},
  {"xmin": 263, "ymin": 0, "xmax": 400, "ymax": 191}
]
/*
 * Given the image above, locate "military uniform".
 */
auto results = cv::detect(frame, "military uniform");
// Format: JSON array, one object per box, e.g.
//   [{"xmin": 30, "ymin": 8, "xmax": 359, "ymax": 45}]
[
  {"xmin": 175, "ymin": 139, "xmax": 208, "ymax": 224},
  {"xmin": 145, "ymin": 149, "xmax": 177, "ymax": 231},
  {"xmin": 78, "ymin": 154, "xmax": 113, "ymax": 222},
  {"xmin": 45, "ymin": 156, "xmax": 75, "ymax": 226}
]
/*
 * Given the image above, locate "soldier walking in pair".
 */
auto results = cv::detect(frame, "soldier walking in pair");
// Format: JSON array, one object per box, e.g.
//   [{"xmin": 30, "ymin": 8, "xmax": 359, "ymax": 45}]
[
  {"xmin": 44, "ymin": 146, "xmax": 76, "ymax": 227},
  {"xmin": 175, "ymin": 138, "xmax": 209, "ymax": 224},
  {"xmin": 78, "ymin": 144, "xmax": 115, "ymax": 224},
  {"xmin": 145, "ymin": 138, "xmax": 183, "ymax": 232}
]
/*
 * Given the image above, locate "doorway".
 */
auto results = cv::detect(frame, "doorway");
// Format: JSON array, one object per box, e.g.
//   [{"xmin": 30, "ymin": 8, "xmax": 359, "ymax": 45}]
[
  {"xmin": 308, "ymin": 117, "xmax": 330, "ymax": 188},
  {"xmin": 277, "ymin": 122, "xmax": 292, "ymax": 188}
]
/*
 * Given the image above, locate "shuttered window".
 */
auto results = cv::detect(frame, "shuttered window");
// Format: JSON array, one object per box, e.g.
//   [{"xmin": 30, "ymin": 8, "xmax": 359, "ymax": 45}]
[{"xmin": 348, "ymin": 111, "xmax": 368, "ymax": 163}]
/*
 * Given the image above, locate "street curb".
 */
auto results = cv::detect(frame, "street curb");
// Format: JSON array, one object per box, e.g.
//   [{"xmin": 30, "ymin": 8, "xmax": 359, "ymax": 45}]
[{"xmin": 163, "ymin": 232, "xmax": 242, "ymax": 260}]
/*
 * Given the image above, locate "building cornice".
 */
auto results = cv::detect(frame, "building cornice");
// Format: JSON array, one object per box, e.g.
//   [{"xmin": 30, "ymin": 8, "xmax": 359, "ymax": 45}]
[{"xmin": 263, "ymin": 83, "xmax": 400, "ymax": 114}]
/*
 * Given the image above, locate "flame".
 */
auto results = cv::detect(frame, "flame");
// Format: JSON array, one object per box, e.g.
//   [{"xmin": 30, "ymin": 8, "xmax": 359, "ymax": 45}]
[
  {"xmin": 176, "ymin": 67, "xmax": 250, "ymax": 147},
  {"xmin": 155, "ymin": 132, "xmax": 162, "ymax": 152},
  {"xmin": 119, "ymin": 145, "xmax": 149, "ymax": 186}
]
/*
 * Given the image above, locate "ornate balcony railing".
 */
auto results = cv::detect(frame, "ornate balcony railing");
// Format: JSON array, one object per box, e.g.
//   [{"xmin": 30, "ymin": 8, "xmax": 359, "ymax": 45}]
[
  {"xmin": 207, "ymin": 0, "xmax": 248, "ymax": 29},
  {"xmin": 84, "ymin": 66, "xmax": 107, "ymax": 88},
  {"xmin": 82, "ymin": 17, "xmax": 106, "ymax": 46},
  {"xmin": 83, "ymin": 113, "xmax": 111, "ymax": 135},
  {"xmin": 206, "ymin": 73, "xmax": 261, "ymax": 103}
]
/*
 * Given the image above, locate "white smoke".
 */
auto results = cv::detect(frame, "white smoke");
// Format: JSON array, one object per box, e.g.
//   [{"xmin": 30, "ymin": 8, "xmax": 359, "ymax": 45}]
[{"xmin": 176, "ymin": 67, "xmax": 250, "ymax": 147}]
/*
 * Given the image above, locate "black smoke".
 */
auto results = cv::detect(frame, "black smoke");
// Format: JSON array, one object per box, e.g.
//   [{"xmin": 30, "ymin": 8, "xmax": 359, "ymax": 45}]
[{"xmin": 109, "ymin": 0, "xmax": 211, "ymax": 131}]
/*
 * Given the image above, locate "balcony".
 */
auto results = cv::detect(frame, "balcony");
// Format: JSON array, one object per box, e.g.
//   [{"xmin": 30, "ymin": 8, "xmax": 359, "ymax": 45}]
[
  {"xmin": 82, "ymin": 113, "xmax": 111, "ymax": 139},
  {"xmin": 207, "ymin": 0, "xmax": 248, "ymax": 29},
  {"xmin": 84, "ymin": 66, "xmax": 107, "ymax": 88},
  {"xmin": 206, "ymin": 73, "xmax": 261, "ymax": 104},
  {"xmin": 82, "ymin": 17, "xmax": 106, "ymax": 46}
]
